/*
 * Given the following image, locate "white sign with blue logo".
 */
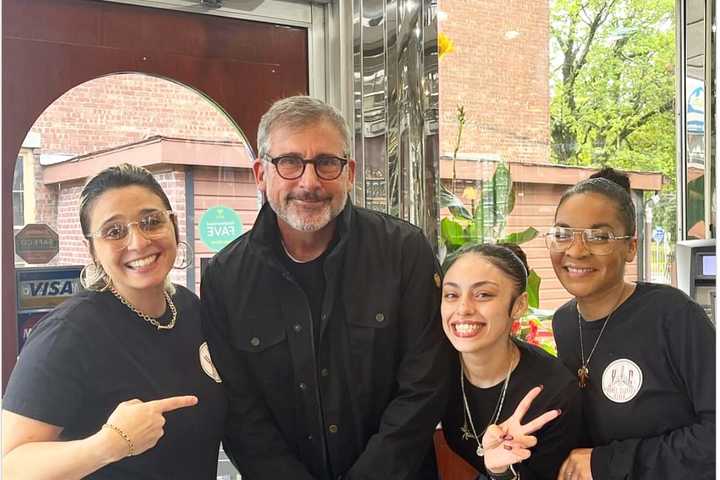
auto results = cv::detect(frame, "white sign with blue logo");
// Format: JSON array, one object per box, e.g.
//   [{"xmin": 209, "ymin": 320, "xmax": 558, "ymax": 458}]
[{"xmin": 653, "ymin": 227, "xmax": 665, "ymax": 243}]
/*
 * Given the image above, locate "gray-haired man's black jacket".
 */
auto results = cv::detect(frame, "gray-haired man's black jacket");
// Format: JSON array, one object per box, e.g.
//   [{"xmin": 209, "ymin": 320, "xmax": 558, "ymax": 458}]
[{"xmin": 201, "ymin": 200, "xmax": 453, "ymax": 480}]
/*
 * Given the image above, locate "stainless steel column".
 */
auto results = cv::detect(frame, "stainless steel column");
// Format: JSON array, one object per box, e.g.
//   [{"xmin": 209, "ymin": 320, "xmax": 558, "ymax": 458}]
[{"xmin": 353, "ymin": 0, "xmax": 440, "ymax": 249}]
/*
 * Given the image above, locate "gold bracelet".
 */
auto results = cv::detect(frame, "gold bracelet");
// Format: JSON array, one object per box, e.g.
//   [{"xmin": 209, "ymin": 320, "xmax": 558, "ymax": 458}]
[{"xmin": 102, "ymin": 423, "xmax": 135, "ymax": 456}]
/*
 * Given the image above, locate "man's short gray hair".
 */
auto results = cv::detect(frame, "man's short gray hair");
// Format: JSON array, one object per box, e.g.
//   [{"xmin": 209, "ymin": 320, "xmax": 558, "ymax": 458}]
[{"xmin": 257, "ymin": 96, "xmax": 351, "ymax": 159}]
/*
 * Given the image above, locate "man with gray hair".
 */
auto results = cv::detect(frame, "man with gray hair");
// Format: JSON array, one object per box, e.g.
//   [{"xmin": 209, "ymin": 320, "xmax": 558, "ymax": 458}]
[{"xmin": 202, "ymin": 96, "xmax": 453, "ymax": 479}]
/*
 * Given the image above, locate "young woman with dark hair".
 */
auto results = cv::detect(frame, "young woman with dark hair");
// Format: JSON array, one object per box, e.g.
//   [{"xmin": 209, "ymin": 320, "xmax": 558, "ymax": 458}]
[
  {"xmin": 548, "ymin": 167, "xmax": 715, "ymax": 480},
  {"xmin": 441, "ymin": 243, "xmax": 583, "ymax": 480},
  {"xmin": 2, "ymin": 164, "xmax": 226, "ymax": 479}
]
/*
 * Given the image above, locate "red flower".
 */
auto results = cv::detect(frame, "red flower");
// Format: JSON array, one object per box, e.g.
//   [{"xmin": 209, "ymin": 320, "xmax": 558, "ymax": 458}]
[{"xmin": 526, "ymin": 320, "xmax": 539, "ymax": 345}]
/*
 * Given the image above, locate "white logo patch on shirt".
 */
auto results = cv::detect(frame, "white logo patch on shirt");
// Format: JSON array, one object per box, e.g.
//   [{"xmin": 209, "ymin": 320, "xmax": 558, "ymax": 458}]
[
  {"xmin": 601, "ymin": 358, "xmax": 642, "ymax": 403},
  {"xmin": 199, "ymin": 342, "xmax": 222, "ymax": 383}
]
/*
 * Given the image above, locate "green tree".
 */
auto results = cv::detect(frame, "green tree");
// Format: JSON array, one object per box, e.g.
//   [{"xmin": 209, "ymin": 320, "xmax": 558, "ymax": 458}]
[{"xmin": 550, "ymin": 0, "xmax": 675, "ymax": 174}]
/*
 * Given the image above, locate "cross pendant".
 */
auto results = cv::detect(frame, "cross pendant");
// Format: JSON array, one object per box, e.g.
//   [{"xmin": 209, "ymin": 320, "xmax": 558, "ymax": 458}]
[
  {"xmin": 460, "ymin": 423, "xmax": 473, "ymax": 441},
  {"xmin": 578, "ymin": 366, "xmax": 589, "ymax": 389}
]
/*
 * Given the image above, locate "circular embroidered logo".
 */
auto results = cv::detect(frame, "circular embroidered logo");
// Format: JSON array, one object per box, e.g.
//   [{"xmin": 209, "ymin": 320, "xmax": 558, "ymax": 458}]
[
  {"xmin": 601, "ymin": 358, "xmax": 642, "ymax": 403},
  {"xmin": 199, "ymin": 342, "xmax": 222, "ymax": 383}
]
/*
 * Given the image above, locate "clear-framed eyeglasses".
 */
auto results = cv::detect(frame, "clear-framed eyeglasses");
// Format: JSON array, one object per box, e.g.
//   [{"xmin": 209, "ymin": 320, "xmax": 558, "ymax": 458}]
[
  {"xmin": 86, "ymin": 210, "xmax": 176, "ymax": 250},
  {"xmin": 264, "ymin": 154, "xmax": 349, "ymax": 180},
  {"xmin": 544, "ymin": 226, "xmax": 633, "ymax": 256}
]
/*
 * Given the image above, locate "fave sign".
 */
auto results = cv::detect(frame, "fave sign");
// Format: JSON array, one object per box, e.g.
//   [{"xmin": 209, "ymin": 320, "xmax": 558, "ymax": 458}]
[{"xmin": 200, "ymin": 206, "xmax": 243, "ymax": 252}]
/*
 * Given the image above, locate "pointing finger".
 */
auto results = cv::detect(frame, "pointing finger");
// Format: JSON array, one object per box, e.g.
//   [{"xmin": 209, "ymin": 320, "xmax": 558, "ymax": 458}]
[{"xmin": 146, "ymin": 395, "xmax": 198, "ymax": 412}]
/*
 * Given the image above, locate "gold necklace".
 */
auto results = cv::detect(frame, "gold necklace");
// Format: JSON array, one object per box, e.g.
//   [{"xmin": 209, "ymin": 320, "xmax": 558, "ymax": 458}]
[
  {"xmin": 459, "ymin": 347, "xmax": 515, "ymax": 457},
  {"xmin": 576, "ymin": 285, "xmax": 628, "ymax": 388},
  {"xmin": 110, "ymin": 286, "xmax": 177, "ymax": 330}
]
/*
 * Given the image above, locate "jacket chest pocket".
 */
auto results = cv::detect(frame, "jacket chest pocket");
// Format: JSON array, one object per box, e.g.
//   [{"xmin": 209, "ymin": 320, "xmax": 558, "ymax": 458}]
[
  {"xmin": 232, "ymin": 313, "xmax": 292, "ymax": 388},
  {"xmin": 345, "ymin": 303, "xmax": 400, "ymax": 397}
]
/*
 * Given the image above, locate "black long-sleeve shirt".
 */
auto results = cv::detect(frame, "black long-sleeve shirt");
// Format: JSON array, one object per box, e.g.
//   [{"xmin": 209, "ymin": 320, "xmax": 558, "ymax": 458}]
[
  {"xmin": 201, "ymin": 201, "xmax": 454, "ymax": 480},
  {"xmin": 553, "ymin": 283, "xmax": 715, "ymax": 479}
]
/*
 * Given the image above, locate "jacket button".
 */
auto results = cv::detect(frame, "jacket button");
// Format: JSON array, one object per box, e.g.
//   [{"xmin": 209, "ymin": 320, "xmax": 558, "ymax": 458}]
[
  {"xmin": 293, "ymin": 324, "xmax": 302, "ymax": 332},
  {"xmin": 250, "ymin": 337, "xmax": 260, "ymax": 347},
  {"xmin": 320, "ymin": 368, "xmax": 329, "ymax": 377},
  {"xmin": 328, "ymin": 424, "xmax": 338, "ymax": 434},
  {"xmin": 307, "ymin": 434, "xmax": 313, "ymax": 441},
  {"xmin": 321, "ymin": 313, "xmax": 328, "ymax": 321},
  {"xmin": 299, "ymin": 382, "xmax": 307, "ymax": 390},
  {"xmin": 375, "ymin": 312, "xmax": 385, "ymax": 322}
]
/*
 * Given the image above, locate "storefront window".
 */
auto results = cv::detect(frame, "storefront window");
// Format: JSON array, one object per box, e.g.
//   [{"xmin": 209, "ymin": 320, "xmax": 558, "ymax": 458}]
[{"xmin": 683, "ymin": 0, "xmax": 716, "ymax": 240}]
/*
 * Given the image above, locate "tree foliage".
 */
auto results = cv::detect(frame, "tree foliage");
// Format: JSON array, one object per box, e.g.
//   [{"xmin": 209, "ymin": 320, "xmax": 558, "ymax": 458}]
[{"xmin": 550, "ymin": 0, "xmax": 675, "ymax": 181}]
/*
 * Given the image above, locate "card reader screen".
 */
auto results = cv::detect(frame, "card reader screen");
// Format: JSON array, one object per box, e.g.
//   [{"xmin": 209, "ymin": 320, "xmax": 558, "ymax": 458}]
[{"xmin": 702, "ymin": 254, "xmax": 716, "ymax": 276}]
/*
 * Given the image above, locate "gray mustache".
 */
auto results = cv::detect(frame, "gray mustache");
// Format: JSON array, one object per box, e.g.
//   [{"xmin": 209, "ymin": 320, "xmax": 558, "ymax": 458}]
[{"xmin": 289, "ymin": 194, "xmax": 329, "ymax": 202}]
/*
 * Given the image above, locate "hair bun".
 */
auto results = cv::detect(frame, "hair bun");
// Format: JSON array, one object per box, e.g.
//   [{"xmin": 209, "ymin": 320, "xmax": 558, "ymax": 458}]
[{"xmin": 589, "ymin": 167, "xmax": 631, "ymax": 194}]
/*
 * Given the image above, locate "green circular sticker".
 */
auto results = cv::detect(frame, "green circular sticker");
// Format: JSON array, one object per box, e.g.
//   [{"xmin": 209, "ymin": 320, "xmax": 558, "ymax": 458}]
[{"xmin": 200, "ymin": 206, "xmax": 243, "ymax": 252}]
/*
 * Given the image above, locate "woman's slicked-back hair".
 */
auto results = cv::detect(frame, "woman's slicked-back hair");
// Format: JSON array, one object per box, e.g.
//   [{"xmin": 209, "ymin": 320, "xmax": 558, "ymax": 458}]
[
  {"xmin": 442, "ymin": 243, "xmax": 530, "ymax": 298},
  {"xmin": 556, "ymin": 167, "xmax": 636, "ymax": 236},
  {"xmin": 79, "ymin": 163, "xmax": 176, "ymax": 242},
  {"xmin": 256, "ymin": 95, "xmax": 351, "ymax": 160}
]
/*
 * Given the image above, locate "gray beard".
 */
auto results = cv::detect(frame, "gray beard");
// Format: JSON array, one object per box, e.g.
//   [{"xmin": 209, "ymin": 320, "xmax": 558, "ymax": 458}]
[{"xmin": 270, "ymin": 195, "xmax": 347, "ymax": 232}]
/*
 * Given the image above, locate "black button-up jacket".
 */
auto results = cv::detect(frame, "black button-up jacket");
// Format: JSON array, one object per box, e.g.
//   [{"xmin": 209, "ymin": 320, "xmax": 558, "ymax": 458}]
[{"xmin": 201, "ymin": 200, "xmax": 453, "ymax": 480}]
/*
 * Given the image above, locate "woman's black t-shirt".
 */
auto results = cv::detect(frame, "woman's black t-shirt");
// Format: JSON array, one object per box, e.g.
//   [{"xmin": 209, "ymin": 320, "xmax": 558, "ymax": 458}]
[
  {"xmin": 442, "ymin": 339, "xmax": 583, "ymax": 480},
  {"xmin": 4, "ymin": 286, "xmax": 227, "ymax": 479}
]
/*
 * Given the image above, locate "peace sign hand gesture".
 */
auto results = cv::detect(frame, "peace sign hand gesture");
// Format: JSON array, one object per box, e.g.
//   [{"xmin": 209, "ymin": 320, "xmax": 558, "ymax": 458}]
[{"xmin": 482, "ymin": 385, "xmax": 561, "ymax": 475}]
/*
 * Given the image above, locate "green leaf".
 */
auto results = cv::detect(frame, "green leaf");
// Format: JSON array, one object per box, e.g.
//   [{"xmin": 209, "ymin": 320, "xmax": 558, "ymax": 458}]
[
  {"xmin": 472, "ymin": 186, "xmax": 485, "ymax": 243},
  {"xmin": 440, "ymin": 217, "xmax": 467, "ymax": 250},
  {"xmin": 492, "ymin": 163, "xmax": 513, "ymax": 229},
  {"xmin": 525, "ymin": 269, "xmax": 542, "ymax": 309},
  {"xmin": 440, "ymin": 185, "xmax": 472, "ymax": 220},
  {"xmin": 500, "ymin": 227, "xmax": 539, "ymax": 245}
]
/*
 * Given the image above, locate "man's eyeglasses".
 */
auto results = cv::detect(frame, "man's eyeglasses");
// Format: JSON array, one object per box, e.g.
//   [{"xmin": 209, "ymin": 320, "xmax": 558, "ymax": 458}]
[
  {"xmin": 265, "ymin": 154, "xmax": 349, "ymax": 181},
  {"xmin": 87, "ymin": 210, "xmax": 175, "ymax": 249},
  {"xmin": 544, "ymin": 226, "xmax": 632, "ymax": 256}
]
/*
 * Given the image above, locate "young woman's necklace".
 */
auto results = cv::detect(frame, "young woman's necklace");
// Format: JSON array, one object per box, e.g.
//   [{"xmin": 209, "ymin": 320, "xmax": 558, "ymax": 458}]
[
  {"xmin": 576, "ymin": 285, "xmax": 628, "ymax": 388},
  {"xmin": 110, "ymin": 286, "xmax": 177, "ymax": 330},
  {"xmin": 459, "ymin": 347, "xmax": 515, "ymax": 457}
]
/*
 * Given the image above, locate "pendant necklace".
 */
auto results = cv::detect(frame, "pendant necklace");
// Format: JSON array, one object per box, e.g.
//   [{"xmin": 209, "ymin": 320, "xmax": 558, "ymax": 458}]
[
  {"xmin": 459, "ymin": 346, "xmax": 515, "ymax": 457},
  {"xmin": 576, "ymin": 285, "xmax": 628, "ymax": 388}
]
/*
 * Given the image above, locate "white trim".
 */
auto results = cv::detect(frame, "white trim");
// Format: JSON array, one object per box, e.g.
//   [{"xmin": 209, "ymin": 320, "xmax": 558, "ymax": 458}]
[
  {"xmin": 98, "ymin": 0, "xmax": 312, "ymax": 27},
  {"xmin": 308, "ymin": 5, "xmax": 327, "ymax": 99},
  {"xmin": 22, "ymin": 132, "xmax": 41, "ymax": 149}
]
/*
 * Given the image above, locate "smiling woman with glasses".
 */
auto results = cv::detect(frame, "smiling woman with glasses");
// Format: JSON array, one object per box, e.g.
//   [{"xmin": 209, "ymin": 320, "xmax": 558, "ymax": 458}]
[
  {"xmin": 547, "ymin": 167, "xmax": 715, "ymax": 480},
  {"xmin": 2, "ymin": 164, "xmax": 226, "ymax": 479},
  {"xmin": 87, "ymin": 209, "xmax": 177, "ymax": 249},
  {"xmin": 544, "ymin": 227, "xmax": 633, "ymax": 256}
]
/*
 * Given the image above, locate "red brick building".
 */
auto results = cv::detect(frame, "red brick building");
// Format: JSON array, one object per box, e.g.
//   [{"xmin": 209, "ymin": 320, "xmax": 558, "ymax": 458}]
[{"xmin": 438, "ymin": 0, "xmax": 662, "ymax": 308}]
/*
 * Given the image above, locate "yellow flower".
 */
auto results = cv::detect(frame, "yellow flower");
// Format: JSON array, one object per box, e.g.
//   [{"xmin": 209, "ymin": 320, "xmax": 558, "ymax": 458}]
[
  {"xmin": 438, "ymin": 32, "xmax": 455, "ymax": 59},
  {"xmin": 462, "ymin": 187, "xmax": 477, "ymax": 201}
]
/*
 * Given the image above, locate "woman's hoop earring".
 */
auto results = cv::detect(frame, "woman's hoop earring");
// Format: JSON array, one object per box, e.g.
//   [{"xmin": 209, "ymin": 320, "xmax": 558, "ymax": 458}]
[
  {"xmin": 80, "ymin": 261, "xmax": 112, "ymax": 291},
  {"xmin": 173, "ymin": 240, "xmax": 194, "ymax": 270}
]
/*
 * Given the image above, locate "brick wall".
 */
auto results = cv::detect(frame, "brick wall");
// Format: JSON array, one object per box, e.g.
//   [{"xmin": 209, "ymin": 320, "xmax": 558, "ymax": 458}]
[
  {"xmin": 438, "ymin": 0, "xmax": 550, "ymax": 164},
  {"xmin": 30, "ymin": 73, "xmax": 245, "ymax": 157}
]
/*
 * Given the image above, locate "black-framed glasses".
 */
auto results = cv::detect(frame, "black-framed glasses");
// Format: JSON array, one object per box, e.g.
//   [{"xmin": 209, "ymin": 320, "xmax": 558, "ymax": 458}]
[
  {"xmin": 87, "ymin": 210, "xmax": 175, "ymax": 249},
  {"xmin": 265, "ymin": 154, "xmax": 349, "ymax": 180},
  {"xmin": 544, "ymin": 226, "xmax": 633, "ymax": 256}
]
